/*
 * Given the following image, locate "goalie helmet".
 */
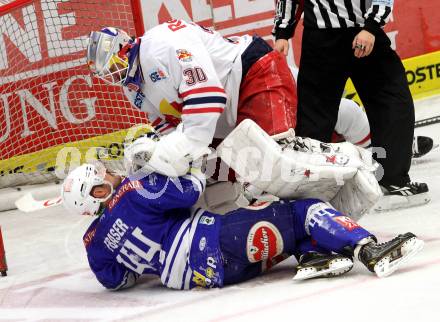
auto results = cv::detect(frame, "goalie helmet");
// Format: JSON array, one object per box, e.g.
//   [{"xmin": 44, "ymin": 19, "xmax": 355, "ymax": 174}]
[
  {"xmin": 61, "ymin": 163, "xmax": 113, "ymax": 216},
  {"xmin": 87, "ymin": 27, "xmax": 133, "ymax": 85}
]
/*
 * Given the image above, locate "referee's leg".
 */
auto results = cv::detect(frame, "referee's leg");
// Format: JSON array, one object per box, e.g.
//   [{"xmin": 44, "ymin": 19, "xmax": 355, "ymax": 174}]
[
  {"xmin": 296, "ymin": 29, "xmax": 350, "ymax": 142},
  {"xmin": 352, "ymin": 33, "xmax": 414, "ymax": 186}
]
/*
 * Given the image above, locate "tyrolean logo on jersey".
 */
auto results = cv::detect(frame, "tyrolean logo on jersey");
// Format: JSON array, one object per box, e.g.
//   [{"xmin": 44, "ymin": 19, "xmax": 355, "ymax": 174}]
[{"xmin": 149, "ymin": 68, "xmax": 167, "ymax": 82}]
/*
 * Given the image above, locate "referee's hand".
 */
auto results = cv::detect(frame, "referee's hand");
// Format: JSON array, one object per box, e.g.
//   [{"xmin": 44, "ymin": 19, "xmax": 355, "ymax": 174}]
[
  {"xmin": 274, "ymin": 39, "xmax": 289, "ymax": 56},
  {"xmin": 352, "ymin": 30, "xmax": 375, "ymax": 58}
]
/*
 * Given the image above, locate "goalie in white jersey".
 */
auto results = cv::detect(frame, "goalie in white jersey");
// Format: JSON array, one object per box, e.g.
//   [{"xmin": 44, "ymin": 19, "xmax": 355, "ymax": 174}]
[{"xmin": 87, "ymin": 21, "xmax": 297, "ymax": 176}]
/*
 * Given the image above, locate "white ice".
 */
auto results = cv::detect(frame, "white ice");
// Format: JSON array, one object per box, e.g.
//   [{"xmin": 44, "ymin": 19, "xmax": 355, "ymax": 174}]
[{"xmin": 1, "ymin": 96, "xmax": 440, "ymax": 322}]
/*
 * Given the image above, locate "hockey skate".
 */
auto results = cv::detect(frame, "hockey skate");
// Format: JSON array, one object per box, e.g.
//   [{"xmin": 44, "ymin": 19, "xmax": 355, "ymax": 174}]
[
  {"xmin": 293, "ymin": 252, "xmax": 353, "ymax": 281},
  {"xmin": 357, "ymin": 233, "xmax": 424, "ymax": 278},
  {"xmin": 412, "ymin": 135, "xmax": 437, "ymax": 158},
  {"xmin": 374, "ymin": 182, "xmax": 430, "ymax": 212}
]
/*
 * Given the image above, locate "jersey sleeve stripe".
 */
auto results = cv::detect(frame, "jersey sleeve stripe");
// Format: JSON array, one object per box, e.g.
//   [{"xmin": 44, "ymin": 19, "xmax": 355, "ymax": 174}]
[
  {"xmin": 171, "ymin": 101, "xmax": 184, "ymax": 112},
  {"xmin": 151, "ymin": 120, "xmax": 176, "ymax": 135},
  {"xmin": 191, "ymin": 170, "xmax": 206, "ymax": 191},
  {"xmin": 161, "ymin": 218, "xmax": 191, "ymax": 284},
  {"xmin": 151, "ymin": 118, "xmax": 162, "ymax": 127},
  {"xmin": 180, "ymin": 262, "xmax": 191, "ymax": 290},
  {"xmin": 167, "ymin": 229, "xmax": 191, "ymax": 288},
  {"xmin": 183, "ymin": 209, "xmax": 205, "ymax": 289},
  {"xmin": 180, "ymin": 86, "xmax": 226, "ymax": 98},
  {"xmin": 354, "ymin": 133, "xmax": 371, "ymax": 146},
  {"xmin": 183, "ymin": 96, "xmax": 227, "ymax": 106},
  {"xmin": 182, "ymin": 107, "xmax": 224, "ymax": 114},
  {"xmin": 154, "ymin": 122, "xmax": 167, "ymax": 131},
  {"xmin": 182, "ymin": 173, "xmax": 206, "ymax": 192},
  {"xmin": 157, "ymin": 123, "xmax": 175, "ymax": 134},
  {"xmin": 164, "ymin": 226, "xmax": 190, "ymax": 286},
  {"xmin": 183, "ymin": 263, "xmax": 193, "ymax": 289}
]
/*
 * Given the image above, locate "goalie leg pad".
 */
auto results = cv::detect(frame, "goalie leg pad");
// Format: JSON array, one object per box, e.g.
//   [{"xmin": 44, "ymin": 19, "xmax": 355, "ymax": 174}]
[
  {"xmin": 331, "ymin": 169, "xmax": 383, "ymax": 220},
  {"xmin": 218, "ymin": 120, "xmax": 360, "ymax": 201},
  {"xmin": 218, "ymin": 119, "xmax": 382, "ymax": 218}
]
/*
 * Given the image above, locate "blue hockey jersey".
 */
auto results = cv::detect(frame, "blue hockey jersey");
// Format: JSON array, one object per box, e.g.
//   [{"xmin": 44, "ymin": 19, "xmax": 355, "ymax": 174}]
[{"xmin": 82, "ymin": 171, "xmax": 224, "ymax": 290}]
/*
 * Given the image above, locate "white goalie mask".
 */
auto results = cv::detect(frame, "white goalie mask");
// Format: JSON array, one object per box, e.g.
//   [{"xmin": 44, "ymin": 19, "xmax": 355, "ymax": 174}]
[
  {"xmin": 61, "ymin": 163, "xmax": 114, "ymax": 216},
  {"xmin": 87, "ymin": 27, "xmax": 132, "ymax": 85}
]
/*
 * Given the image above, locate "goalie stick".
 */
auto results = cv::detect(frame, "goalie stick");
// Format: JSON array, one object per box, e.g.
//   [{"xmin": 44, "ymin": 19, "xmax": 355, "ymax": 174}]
[
  {"xmin": 15, "ymin": 193, "xmax": 63, "ymax": 213},
  {"xmin": 414, "ymin": 115, "xmax": 440, "ymax": 128}
]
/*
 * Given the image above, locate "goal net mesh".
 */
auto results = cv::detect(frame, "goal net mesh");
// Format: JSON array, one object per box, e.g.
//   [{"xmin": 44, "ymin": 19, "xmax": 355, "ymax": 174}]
[{"xmin": 0, "ymin": 0, "xmax": 150, "ymax": 188}]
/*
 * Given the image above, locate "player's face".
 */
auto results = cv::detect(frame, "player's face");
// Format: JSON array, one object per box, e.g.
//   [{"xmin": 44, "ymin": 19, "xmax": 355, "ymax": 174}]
[
  {"xmin": 90, "ymin": 173, "xmax": 122, "ymax": 201},
  {"xmin": 97, "ymin": 54, "xmax": 129, "ymax": 85},
  {"xmin": 91, "ymin": 184, "xmax": 110, "ymax": 199},
  {"xmin": 107, "ymin": 61, "xmax": 128, "ymax": 83}
]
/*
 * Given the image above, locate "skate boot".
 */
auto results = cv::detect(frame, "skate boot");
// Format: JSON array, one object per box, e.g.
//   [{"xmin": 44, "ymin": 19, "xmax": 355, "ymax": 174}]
[
  {"xmin": 293, "ymin": 252, "xmax": 353, "ymax": 281},
  {"xmin": 412, "ymin": 136, "xmax": 436, "ymax": 158},
  {"xmin": 356, "ymin": 233, "xmax": 424, "ymax": 278},
  {"xmin": 375, "ymin": 181, "xmax": 430, "ymax": 212}
]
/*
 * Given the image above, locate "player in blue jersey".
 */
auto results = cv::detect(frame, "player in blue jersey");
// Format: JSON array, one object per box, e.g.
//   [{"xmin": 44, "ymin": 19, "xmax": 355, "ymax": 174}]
[{"xmin": 61, "ymin": 160, "xmax": 423, "ymax": 290}]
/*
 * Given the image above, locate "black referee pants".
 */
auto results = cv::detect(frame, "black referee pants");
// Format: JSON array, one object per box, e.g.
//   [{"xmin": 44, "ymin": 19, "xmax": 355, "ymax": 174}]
[{"xmin": 296, "ymin": 28, "xmax": 414, "ymax": 186}]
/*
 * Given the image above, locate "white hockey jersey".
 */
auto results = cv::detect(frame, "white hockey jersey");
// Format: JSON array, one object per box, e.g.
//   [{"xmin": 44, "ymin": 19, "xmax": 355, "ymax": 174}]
[{"xmin": 124, "ymin": 20, "xmax": 253, "ymax": 143}]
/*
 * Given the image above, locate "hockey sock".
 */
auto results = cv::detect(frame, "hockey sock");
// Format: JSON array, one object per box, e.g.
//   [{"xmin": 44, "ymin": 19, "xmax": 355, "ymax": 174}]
[{"xmin": 293, "ymin": 199, "xmax": 373, "ymax": 254}]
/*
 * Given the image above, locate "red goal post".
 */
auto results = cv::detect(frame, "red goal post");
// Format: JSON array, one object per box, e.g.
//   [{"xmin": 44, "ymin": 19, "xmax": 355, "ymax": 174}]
[{"xmin": 0, "ymin": 0, "xmax": 149, "ymax": 188}]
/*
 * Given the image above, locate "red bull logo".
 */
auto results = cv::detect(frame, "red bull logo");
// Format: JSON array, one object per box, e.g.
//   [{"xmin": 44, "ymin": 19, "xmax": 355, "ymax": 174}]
[{"xmin": 176, "ymin": 49, "xmax": 193, "ymax": 62}]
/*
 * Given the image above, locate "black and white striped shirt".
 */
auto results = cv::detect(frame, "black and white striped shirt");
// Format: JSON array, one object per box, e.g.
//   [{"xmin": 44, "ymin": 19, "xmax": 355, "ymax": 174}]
[{"xmin": 273, "ymin": 0, "xmax": 393, "ymax": 39}]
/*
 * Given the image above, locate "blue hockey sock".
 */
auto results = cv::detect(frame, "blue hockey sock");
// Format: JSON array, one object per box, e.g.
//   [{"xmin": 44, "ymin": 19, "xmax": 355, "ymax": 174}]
[{"xmin": 292, "ymin": 199, "xmax": 373, "ymax": 254}]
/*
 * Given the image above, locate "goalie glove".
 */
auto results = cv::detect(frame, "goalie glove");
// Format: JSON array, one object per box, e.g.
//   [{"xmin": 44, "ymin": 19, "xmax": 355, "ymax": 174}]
[
  {"xmin": 124, "ymin": 125, "xmax": 211, "ymax": 177},
  {"xmin": 123, "ymin": 132, "xmax": 158, "ymax": 175}
]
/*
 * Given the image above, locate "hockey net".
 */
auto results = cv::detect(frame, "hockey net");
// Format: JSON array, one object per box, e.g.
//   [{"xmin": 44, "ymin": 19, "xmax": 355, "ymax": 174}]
[{"xmin": 0, "ymin": 0, "xmax": 149, "ymax": 188}]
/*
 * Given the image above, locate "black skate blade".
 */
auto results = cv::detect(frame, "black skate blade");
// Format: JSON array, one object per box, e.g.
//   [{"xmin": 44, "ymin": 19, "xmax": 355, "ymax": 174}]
[
  {"xmin": 374, "ymin": 237, "xmax": 424, "ymax": 278},
  {"xmin": 293, "ymin": 258, "xmax": 353, "ymax": 281}
]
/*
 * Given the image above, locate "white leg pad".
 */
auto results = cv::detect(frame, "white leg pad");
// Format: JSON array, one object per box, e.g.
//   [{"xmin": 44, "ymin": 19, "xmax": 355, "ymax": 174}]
[{"xmin": 218, "ymin": 119, "xmax": 381, "ymax": 218}]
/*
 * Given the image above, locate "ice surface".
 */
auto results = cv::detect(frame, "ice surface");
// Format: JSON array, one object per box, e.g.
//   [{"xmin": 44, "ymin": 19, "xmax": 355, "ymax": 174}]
[{"xmin": 1, "ymin": 97, "xmax": 440, "ymax": 322}]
